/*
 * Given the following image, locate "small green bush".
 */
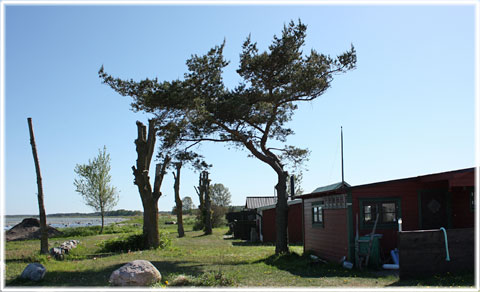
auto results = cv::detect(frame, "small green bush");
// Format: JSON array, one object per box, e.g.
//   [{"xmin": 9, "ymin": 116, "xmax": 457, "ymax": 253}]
[
  {"xmin": 98, "ymin": 231, "xmax": 170, "ymax": 253},
  {"xmin": 56, "ymin": 223, "xmax": 139, "ymax": 238},
  {"xmin": 194, "ymin": 270, "xmax": 236, "ymax": 286},
  {"xmin": 164, "ymin": 271, "xmax": 236, "ymax": 287}
]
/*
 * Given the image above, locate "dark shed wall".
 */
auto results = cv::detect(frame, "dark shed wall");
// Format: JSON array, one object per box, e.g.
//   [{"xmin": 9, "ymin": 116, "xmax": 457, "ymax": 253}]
[
  {"xmin": 261, "ymin": 203, "xmax": 303, "ymax": 243},
  {"xmin": 288, "ymin": 203, "xmax": 303, "ymax": 243},
  {"xmin": 303, "ymin": 198, "xmax": 348, "ymax": 262},
  {"xmin": 451, "ymin": 187, "xmax": 474, "ymax": 228},
  {"xmin": 261, "ymin": 208, "xmax": 276, "ymax": 243}
]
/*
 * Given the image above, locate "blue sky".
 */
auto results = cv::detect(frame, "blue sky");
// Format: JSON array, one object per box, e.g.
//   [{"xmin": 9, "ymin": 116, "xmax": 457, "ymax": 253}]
[{"xmin": 3, "ymin": 3, "xmax": 476, "ymax": 215}]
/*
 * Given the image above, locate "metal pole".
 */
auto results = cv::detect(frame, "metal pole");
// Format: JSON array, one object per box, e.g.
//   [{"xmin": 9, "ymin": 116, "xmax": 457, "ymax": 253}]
[{"xmin": 341, "ymin": 126, "xmax": 344, "ymax": 185}]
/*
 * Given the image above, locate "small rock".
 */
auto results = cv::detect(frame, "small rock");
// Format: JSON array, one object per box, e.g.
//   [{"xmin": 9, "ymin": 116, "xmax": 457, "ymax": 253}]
[
  {"xmin": 50, "ymin": 247, "xmax": 64, "ymax": 260},
  {"xmin": 20, "ymin": 263, "xmax": 46, "ymax": 281},
  {"xmin": 109, "ymin": 260, "xmax": 161, "ymax": 286}
]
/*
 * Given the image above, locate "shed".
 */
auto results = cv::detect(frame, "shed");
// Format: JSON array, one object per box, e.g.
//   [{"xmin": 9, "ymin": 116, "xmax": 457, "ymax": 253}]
[
  {"xmin": 257, "ymin": 199, "xmax": 303, "ymax": 244},
  {"xmin": 299, "ymin": 168, "xmax": 475, "ymax": 264}
]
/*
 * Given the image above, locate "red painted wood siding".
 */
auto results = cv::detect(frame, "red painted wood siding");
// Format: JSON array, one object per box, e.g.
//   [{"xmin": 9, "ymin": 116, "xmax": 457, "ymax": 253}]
[
  {"xmin": 451, "ymin": 187, "xmax": 474, "ymax": 228},
  {"xmin": 261, "ymin": 203, "xmax": 303, "ymax": 243},
  {"xmin": 351, "ymin": 180, "xmax": 420, "ymax": 254},
  {"xmin": 303, "ymin": 198, "xmax": 348, "ymax": 262}
]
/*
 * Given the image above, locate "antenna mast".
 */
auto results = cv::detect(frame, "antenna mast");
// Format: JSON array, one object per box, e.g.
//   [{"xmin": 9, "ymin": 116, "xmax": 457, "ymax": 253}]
[{"xmin": 341, "ymin": 126, "xmax": 344, "ymax": 186}]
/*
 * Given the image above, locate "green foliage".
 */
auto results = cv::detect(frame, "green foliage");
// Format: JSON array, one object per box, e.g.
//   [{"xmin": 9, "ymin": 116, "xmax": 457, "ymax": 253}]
[
  {"xmin": 73, "ymin": 146, "xmax": 119, "ymax": 228},
  {"xmin": 163, "ymin": 271, "xmax": 237, "ymax": 287},
  {"xmin": 99, "ymin": 20, "xmax": 356, "ymax": 174},
  {"xmin": 209, "ymin": 183, "xmax": 231, "ymax": 207},
  {"xmin": 193, "ymin": 205, "xmax": 226, "ymax": 231},
  {"xmin": 193, "ymin": 270, "xmax": 237, "ymax": 286},
  {"xmin": 98, "ymin": 231, "xmax": 170, "ymax": 253},
  {"xmin": 182, "ymin": 196, "xmax": 194, "ymax": 213},
  {"xmin": 56, "ymin": 223, "xmax": 139, "ymax": 238}
]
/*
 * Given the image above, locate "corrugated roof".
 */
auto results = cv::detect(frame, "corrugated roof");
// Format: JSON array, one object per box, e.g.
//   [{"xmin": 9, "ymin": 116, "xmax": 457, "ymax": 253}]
[
  {"xmin": 257, "ymin": 198, "xmax": 302, "ymax": 211},
  {"xmin": 245, "ymin": 197, "xmax": 277, "ymax": 209},
  {"xmin": 311, "ymin": 181, "xmax": 350, "ymax": 193}
]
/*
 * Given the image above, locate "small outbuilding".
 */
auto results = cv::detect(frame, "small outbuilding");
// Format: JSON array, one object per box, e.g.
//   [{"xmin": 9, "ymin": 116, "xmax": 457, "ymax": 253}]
[
  {"xmin": 257, "ymin": 199, "xmax": 303, "ymax": 244},
  {"xmin": 299, "ymin": 168, "xmax": 475, "ymax": 265}
]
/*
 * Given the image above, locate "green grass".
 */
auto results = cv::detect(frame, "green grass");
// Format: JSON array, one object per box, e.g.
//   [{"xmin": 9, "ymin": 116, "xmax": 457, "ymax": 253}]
[{"xmin": 4, "ymin": 215, "xmax": 474, "ymax": 288}]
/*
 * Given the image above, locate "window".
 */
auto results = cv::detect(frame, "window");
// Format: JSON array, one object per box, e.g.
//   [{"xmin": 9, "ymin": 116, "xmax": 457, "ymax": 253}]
[
  {"xmin": 312, "ymin": 201, "xmax": 324, "ymax": 227},
  {"xmin": 360, "ymin": 198, "xmax": 401, "ymax": 229}
]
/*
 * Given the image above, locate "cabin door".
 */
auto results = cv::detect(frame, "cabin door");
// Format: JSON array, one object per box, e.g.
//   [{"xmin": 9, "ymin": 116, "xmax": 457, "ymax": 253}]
[{"xmin": 420, "ymin": 190, "xmax": 449, "ymax": 230}]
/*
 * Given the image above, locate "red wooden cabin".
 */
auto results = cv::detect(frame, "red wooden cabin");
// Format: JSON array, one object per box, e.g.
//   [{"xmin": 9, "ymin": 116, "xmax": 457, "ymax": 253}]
[
  {"xmin": 257, "ymin": 199, "xmax": 303, "ymax": 244},
  {"xmin": 299, "ymin": 168, "xmax": 475, "ymax": 263}
]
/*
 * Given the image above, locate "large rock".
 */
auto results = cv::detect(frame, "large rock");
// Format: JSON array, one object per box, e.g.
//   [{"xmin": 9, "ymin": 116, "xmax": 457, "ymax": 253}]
[
  {"xmin": 6, "ymin": 218, "xmax": 62, "ymax": 241},
  {"xmin": 20, "ymin": 263, "xmax": 46, "ymax": 281},
  {"xmin": 109, "ymin": 260, "xmax": 161, "ymax": 286}
]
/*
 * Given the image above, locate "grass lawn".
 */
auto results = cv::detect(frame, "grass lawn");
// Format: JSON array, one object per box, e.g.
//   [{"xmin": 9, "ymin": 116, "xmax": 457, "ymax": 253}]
[{"xmin": 4, "ymin": 215, "xmax": 474, "ymax": 288}]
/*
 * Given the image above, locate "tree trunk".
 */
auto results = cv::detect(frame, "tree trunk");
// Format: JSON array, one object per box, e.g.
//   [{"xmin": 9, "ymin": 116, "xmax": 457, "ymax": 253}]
[
  {"xmin": 143, "ymin": 201, "xmax": 159, "ymax": 248},
  {"xmin": 275, "ymin": 171, "xmax": 289, "ymax": 254},
  {"xmin": 203, "ymin": 171, "xmax": 212, "ymax": 235},
  {"xmin": 173, "ymin": 163, "xmax": 184, "ymax": 238},
  {"xmin": 132, "ymin": 120, "xmax": 169, "ymax": 249},
  {"xmin": 100, "ymin": 212, "xmax": 104, "ymax": 234},
  {"xmin": 27, "ymin": 118, "xmax": 49, "ymax": 254}
]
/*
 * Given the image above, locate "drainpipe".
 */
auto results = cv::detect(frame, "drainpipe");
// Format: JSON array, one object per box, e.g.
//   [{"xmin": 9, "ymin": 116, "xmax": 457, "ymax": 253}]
[{"xmin": 439, "ymin": 227, "xmax": 451, "ymax": 261}]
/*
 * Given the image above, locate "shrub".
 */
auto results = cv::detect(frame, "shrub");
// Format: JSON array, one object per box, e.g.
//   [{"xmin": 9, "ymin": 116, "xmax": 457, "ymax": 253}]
[
  {"xmin": 192, "ymin": 206, "xmax": 227, "ymax": 231},
  {"xmin": 98, "ymin": 231, "xmax": 170, "ymax": 253},
  {"xmin": 194, "ymin": 270, "xmax": 236, "ymax": 286},
  {"xmin": 56, "ymin": 223, "xmax": 139, "ymax": 238},
  {"xmin": 167, "ymin": 271, "xmax": 236, "ymax": 287}
]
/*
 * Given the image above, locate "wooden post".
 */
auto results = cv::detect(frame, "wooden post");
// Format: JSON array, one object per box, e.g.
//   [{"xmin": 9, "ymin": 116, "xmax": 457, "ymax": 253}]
[
  {"xmin": 27, "ymin": 118, "xmax": 49, "ymax": 254},
  {"xmin": 203, "ymin": 171, "xmax": 212, "ymax": 235}
]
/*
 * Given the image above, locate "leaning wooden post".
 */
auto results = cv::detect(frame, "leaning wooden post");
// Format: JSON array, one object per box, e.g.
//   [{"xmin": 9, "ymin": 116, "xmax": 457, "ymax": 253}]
[{"xmin": 27, "ymin": 118, "xmax": 49, "ymax": 254}]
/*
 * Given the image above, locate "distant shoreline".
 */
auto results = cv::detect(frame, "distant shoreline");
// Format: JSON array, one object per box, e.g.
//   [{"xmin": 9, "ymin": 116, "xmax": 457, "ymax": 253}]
[{"xmin": 4, "ymin": 210, "xmax": 173, "ymax": 218}]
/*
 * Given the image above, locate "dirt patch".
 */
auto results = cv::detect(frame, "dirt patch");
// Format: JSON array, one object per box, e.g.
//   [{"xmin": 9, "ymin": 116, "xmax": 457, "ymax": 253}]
[{"xmin": 5, "ymin": 218, "xmax": 62, "ymax": 241}]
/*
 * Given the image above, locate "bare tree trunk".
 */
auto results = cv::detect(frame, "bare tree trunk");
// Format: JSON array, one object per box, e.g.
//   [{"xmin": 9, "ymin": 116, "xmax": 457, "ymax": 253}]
[
  {"xmin": 202, "ymin": 171, "xmax": 212, "ymax": 235},
  {"xmin": 100, "ymin": 211, "xmax": 105, "ymax": 234},
  {"xmin": 143, "ymin": 201, "xmax": 159, "ymax": 248},
  {"xmin": 132, "ymin": 120, "xmax": 170, "ymax": 249},
  {"xmin": 275, "ymin": 171, "xmax": 289, "ymax": 254},
  {"xmin": 173, "ymin": 163, "xmax": 184, "ymax": 237},
  {"xmin": 27, "ymin": 118, "xmax": 49, "ymax": 254}
]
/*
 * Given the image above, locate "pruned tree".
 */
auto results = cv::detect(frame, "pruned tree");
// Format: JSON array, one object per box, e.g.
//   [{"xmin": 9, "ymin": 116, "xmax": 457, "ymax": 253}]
[
  {"xmin": 171, "ymin": 151, "xmax": 209, "ymax": 237},
  {"xmin": 74, "ymin": 146, "xmax": 119, "ymax": 234},
  {"xmin": 27, "ymin": 117, "xmax": 48, "ymax": 254},
  {"xmin": 132, "ymin": 120, "xmax": 170, "ymax": 249},
  {"xmin": 194, "ymin": 171, "xmax": 212, "ymax": 234},
  {"xmin": 172, "ymin": 161, "xmax": 184, "ymax": 237},
  {"xmin": 99, "ymin": 19, "xmax": 356, "ymax": 253}
]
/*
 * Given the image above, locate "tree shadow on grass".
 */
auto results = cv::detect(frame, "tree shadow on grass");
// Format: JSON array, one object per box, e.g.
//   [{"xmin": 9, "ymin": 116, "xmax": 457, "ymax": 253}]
[
  {"xmin": 255, "ymin": 252, "xmax": 384, "ymax": 280},
  {"xmin": 5, "ymin": 260, "xmax": 203, "ymax": 287},
  {"xmin": 386, "ymin": 271, "xmax": 474, "ymax": 287},
  {"xmin": 231, "ymin": 241, "xmax": 275, "ymax": 247}
]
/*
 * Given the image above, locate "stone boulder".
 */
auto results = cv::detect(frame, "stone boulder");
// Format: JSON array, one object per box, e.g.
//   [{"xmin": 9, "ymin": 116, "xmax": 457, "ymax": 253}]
[
  {"xmin": 109, "ymin": 260, "xmax": 161, "ymax": 286},
  {"xmin": 6, "ymin": 218, "xmax": 62, "ymax": 241},
  {"xmin": 20, "ymin": 263, "xmax": 46, "ymax": 281}
]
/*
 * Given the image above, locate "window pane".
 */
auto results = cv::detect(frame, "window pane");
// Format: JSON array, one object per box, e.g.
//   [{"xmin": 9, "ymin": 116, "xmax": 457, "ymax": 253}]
[
  {"xmin": 383, "ymin": 212, "xmax": 396, "ymax": 222},
  {"xmin": 313, "ymin": 207, "xmax": 318, "ymax": 222},
  {"xmin": 364, "ymin": 205, "xmax": 371, "ymax": 214},
  {"xmin": 318, "ymin": 208, "xmax": 323, "ymax": 223},
  {"xmin": 382, "ymin": 203, "xmax": 395, "ymax": 213},
  {"xmin": 364, "ymin": 213, "xmax": 371, "ymax": 222}
]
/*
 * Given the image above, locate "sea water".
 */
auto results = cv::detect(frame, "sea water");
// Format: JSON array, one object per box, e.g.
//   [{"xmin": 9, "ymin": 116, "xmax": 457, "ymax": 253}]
[{"xmin": 4, "ymin": 216, "xmax": 126, "ymax": 230}]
